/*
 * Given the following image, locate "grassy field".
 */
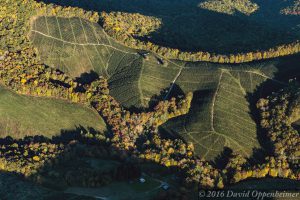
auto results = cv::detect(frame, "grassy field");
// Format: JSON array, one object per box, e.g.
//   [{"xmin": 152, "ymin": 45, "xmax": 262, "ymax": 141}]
[
  {"xmin": 38, "ymin": 0, "xmax": 300, "ymax": 54},
  {"xmin": 0, "ymin": 85, "xmax": 106, "ymax": 138},
  {"xmin": 30, "ymin": 16, "xmax": 300, "ymax": 160}
]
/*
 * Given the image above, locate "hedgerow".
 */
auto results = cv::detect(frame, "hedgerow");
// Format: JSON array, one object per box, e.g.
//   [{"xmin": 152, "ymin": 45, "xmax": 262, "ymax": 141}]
[{"xmin": 101, "ymin": 11, "xmax": 300, "ymax": 63}]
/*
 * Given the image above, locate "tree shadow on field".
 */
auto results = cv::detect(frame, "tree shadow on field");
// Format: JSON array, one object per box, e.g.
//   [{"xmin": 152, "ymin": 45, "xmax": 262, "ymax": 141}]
[
  {"xmin": 213, "ymin": 147, "xmax": 233, "ymax": 169},
  {"xmin": 74, "ymin": 70, "xmax": 100, "ymax": 92},
  {"xmin": 246, "ymin": 53, "xmax": 300, "ymax": 164},
  {"xmin": 158, "ymin": 88, "xmax": 212, "ymax": 139},
  {"xmin": 37, "ymin": 0, "xmax": 300, "ymax": 54},
  {"xmin": 75, "ymin": 70, "xmax": 99, "ymax": 85}
]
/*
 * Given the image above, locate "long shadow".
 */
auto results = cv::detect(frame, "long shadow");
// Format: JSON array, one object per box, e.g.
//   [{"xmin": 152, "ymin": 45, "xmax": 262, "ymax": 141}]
[
  {"xmin": 214, "ymin": 147, "xmax": 233, "ymax": 169},
  {"xmin": 75, "ymin": 70, "xmax": 99, "ymax": 85},
  {"xmin": 246, "ymin": 79, "xmax": 281, "ymax": 164},
  {"xmin": 37, "ymin": 0, "xmax": 300, "ymax": 54},
  {"xmin": 246, "ymin": 53, "xmax": 300, "ymax": 163}
]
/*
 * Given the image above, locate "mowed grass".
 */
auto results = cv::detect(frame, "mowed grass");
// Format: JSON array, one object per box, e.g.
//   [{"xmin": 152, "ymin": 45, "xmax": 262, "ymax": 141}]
[
  {"xmin": 29, "ymin": 16, "xmax": 300, "ymax": 160},
  {"xmin": 0, "ymin": 86, "xmax": 106, "ymax": 138}
]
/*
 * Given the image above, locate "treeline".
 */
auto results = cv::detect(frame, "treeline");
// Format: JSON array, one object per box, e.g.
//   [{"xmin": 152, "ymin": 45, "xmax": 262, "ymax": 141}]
[
  {"xmin": 100, "ymin": 11, "xmax": 300, "ymax": 63},
  {"xmin": 35, "ymin": 2, "xmax": 99, "ymax": 22},
  {"xmin": 190, "ymin": 83, "xmax": 300, "ymax": 185},
  {"xmin": 0, "ymin": 0, "xmax": 98, "ymax": 52},
  {"xmin": 257, "ymin": 84, "xmax": 300, "ymax": 174},
  {"xmin": 213, "ymin": 85, "xmax": 300, "ymax": 184},
  {"xmin": 227, "ymin": 84, "xmax": 300, "ymax": 183},
  {"xmin": 0, "ymin": 0, "xmax": 101, "ymax": 102},
  {"xmin": 86, "ymin": 77, "xmax": 193, "ymax": 150}
]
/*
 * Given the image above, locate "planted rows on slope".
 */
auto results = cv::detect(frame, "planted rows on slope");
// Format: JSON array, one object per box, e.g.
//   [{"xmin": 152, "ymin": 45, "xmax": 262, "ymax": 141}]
[
  {"xmin": 30, "ymin": 16, "xmax": 152, "ymax": 108},
  {"xmin": 160, "ymin": 62, "xmax": 280, "ymax": 160},
  {"xmin": 30, "ymin": 15, "xmax": 292, "ymax": 160},
  {"xmin": 30, "ymin": 16, "xmax": 176, "ymax": 108}
]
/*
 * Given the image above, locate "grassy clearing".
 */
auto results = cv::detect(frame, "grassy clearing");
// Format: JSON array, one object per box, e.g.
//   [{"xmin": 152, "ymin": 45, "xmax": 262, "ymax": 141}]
[{"xmin": 0, "ymin": 86, "xmax": 106, "ymax": 138}]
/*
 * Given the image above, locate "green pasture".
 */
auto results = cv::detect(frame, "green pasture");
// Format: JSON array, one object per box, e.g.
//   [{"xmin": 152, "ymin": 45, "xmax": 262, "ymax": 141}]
[{"xmin": 0, "ymin": 86, "xmax": 106, "ymax": 138}]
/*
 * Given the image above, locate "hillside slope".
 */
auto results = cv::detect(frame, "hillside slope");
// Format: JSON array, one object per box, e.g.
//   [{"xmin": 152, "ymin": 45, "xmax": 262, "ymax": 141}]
[{"xmin": 29, "ymin": 16, "xmax": 300, "ymax": 160}]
